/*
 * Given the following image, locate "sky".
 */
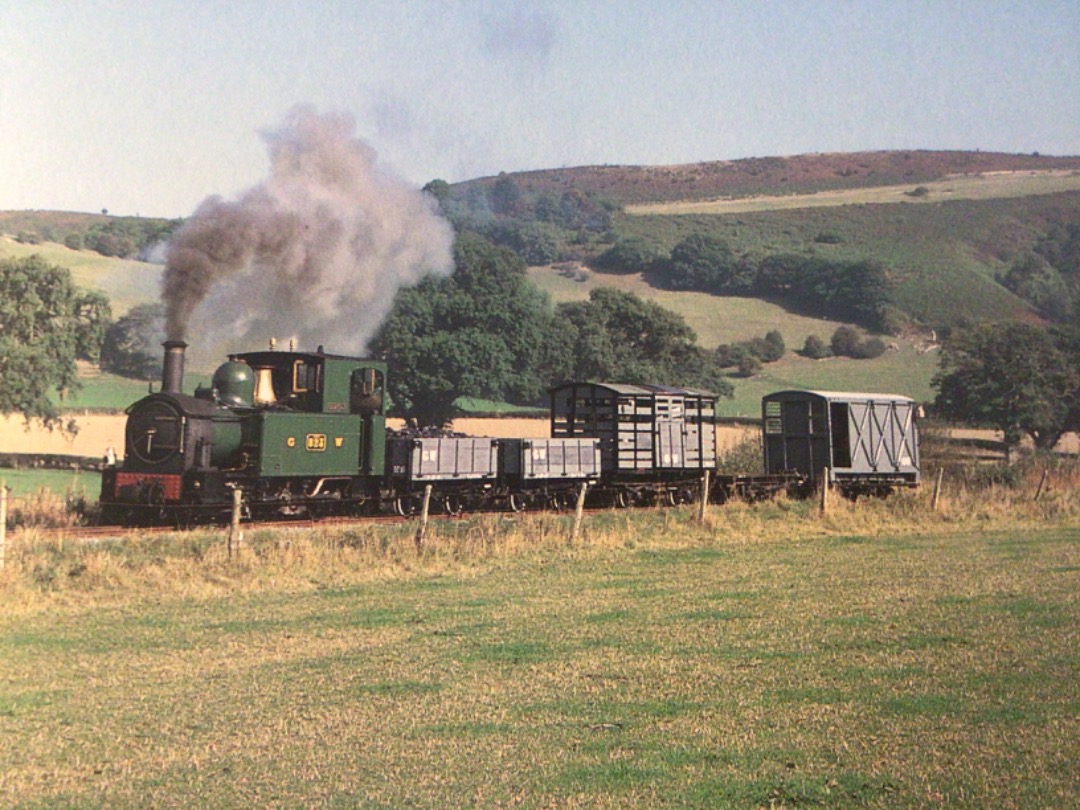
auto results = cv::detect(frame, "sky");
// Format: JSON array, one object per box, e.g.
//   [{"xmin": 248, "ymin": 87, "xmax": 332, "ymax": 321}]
[{"xmin": 1, "ymin": 0, "xmax": 1077, "ymax": 219}]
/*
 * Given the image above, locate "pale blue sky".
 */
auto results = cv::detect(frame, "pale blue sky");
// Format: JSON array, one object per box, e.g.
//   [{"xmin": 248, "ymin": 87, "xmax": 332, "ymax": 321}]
[{"xmin": 1, "ymin": 0, "xmax": 1077, "ymax": 217}]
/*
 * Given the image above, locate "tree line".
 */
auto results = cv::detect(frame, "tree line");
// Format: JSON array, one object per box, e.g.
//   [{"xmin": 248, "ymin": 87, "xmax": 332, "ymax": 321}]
[
  {"xmin": 14, "ymin": 215, "xmax": 181, "ymax": 260},
  {"xmin": 597, "ymin": 233, "xmax": 897, "ymax": 333}
]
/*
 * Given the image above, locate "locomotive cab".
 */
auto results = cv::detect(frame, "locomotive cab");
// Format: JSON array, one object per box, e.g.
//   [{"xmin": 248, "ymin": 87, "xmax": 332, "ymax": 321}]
[{"xmin": 232, "ymin": 349, "xmax": 385, "ymax": 417}]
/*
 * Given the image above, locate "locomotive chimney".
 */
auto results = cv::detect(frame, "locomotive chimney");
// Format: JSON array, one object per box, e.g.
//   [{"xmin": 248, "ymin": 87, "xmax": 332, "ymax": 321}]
[{"xmin": 162, "ymin": 340, "xmax": 188, "ymax": 394}]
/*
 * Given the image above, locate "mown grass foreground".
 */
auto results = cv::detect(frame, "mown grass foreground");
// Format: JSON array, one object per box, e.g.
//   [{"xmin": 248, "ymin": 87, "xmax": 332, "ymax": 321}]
[{"xmin": 1, "ymin": 488, "xmax": 1077, "ymax": 808}]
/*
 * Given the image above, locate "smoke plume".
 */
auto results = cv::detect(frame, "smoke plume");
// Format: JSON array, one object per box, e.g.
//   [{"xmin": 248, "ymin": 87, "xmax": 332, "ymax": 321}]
[{"xmin": 162, "ymin": 106, "xmax": 453, "ymax": 360}]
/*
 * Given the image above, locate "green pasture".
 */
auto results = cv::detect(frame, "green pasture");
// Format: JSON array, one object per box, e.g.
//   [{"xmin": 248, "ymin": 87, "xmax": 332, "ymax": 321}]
[
  {"xmin": 1, "ymin": 516, "xmax": 1076, "ymax": 808},
  {"xmin": 0, "ymin": 238, "xmax": 161, "ymax": 316},
  {"xmin": 719, "ymin": 346, "xmax": 938, "ymax": 417},
  {"xmin": 56, "ymin": 370, "xmax": 156, "ymax": 411},
  {"xmin": 528, "ymin": 265, "xmax": 851, "ymax": 350},
  {"xmin": 54, "ymin": 369, "xmax": 213, "ymax": 412},
  {"xmin": 0, "ymin": 467, "xmax": 98, "ymax": 502}
]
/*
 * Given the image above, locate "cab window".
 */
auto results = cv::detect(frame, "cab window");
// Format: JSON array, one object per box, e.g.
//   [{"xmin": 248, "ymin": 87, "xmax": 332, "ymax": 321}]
[
  {"xmin": 350, "ymin": 367, "xmax": 384, "ymax": 414},
  {"xmin": 293, "ymin": 360, "xmax": 320, "ymax": 394}
]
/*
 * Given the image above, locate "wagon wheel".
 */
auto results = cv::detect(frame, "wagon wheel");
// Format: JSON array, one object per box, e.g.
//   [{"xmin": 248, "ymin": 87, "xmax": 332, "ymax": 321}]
[
  {"xmin": 507, "ymin": 493, "xmax": 526, "ymax": 513},
  {"xmin": 615, "ymin": 489, "xmax": 634, "ymax": 509},
  {"xmin": 548, "ymin": 491, "xmax": 570, "ymax": 511},
  {"xmin": 674, "ymin": 487, "xmax": 696, "ymax": 506},
  {"xmin": 393, "ymin": 497, "xmax": 416, "ymax": 517},
  {"xmin": 442, "ymin": 494, "xmax": 464, "ymax": 516}
]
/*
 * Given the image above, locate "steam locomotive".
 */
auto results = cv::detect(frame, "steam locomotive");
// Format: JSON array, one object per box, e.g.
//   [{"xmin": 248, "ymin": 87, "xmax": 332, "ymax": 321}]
[{"xmin": 99, "ymin": 342, "xmax": 920, "ymax": 526}]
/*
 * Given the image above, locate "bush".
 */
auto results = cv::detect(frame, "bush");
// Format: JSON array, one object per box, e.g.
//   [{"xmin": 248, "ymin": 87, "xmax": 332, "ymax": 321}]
[
  {"xmin": 850, "ymin": 336, "xmax": 887, "ymax": 359},
  {"xmin": 760, "ymin": 330, "xmax": 785, "ymax": 362},
  {"xmin": 814, "ymin": 232, "xmax": 844, "ymax": 244},
  {"xmin": 830, "ymin": 326, "xmax": 887, "ymax": 359},
  {"xmin": 593, "ymin": 236, "xmax": 664, "ymax": 274},
  {"xmin": 831, "ymin": 325, "xmax": 862, "ymax": 357},
  {"xmin": 716, "ymin": 331, "xmax": 783, "ymax": 368},
  {"xmin": 736, "ymin": 354, "xmax": 762, "ymax": 377},
  {"xmin": 801, "ymin": 335, "xmax": 831, "ymax": 359}
]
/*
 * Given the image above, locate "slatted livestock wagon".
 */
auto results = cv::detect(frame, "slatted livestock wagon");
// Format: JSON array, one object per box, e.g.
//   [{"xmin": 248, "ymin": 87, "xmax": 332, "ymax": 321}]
[{"xmin": 549, "ymin": 382, "xmax": 718, "ymax": 505}]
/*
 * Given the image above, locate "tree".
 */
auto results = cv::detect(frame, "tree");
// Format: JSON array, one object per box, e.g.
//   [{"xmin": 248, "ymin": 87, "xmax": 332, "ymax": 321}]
[
  {"xmin": 593, "ymin": 236, "xmax": 665, "ymax": 274},
  {"xmin": 663, "ymin": 233, "xmax": 751, "ymax": 293},
  {"xmin": 370, "ymin": 233, "xmax": 553, "ymax": 427},
  {"xmin": 0, "ymin": 256, "xmax": 110, "ymax": 427},
  {"xmin": 1003, "ymin": 253, "xmax": 1074, "ymax": 322},
  {"xmin": 552, "ymin": 288, "xmax": 732, "ymax": 395},
  {"xmin": 100, "ymin": 303, "xmax": 165, "ymax": 379},
  {"xmin": 74, "ymin": 290, "xmax": 113, "ymax": 363},
  {"xmin": 755, "ymin": 254, "xmax": 893, "ymax": 330},
  {"xmin": 491, "ymin": 173, "xmax": 524, "ymax": 217},
  {"xmin": 933, "ymin": 322, "xmax": 1079, "ymax": 451}
]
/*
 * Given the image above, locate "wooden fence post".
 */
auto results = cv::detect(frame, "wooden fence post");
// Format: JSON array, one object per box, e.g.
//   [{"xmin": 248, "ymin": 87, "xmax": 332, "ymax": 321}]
[
  {"xmin": 228, "ymin": 486, "xmax": 242, "ymax": 559},
  {"xmin": 568, "ymin": 482, "xmax": 588, "ymax": 544},
  {"xmin": 1034, "ymin": 469, "xmax": 1049, "ymax": 502},
  {"xmin": 0, "ymin": 480, "xmax": 7, "ymax": 572},
  {"xmin": 698, "ymin": 470, "xmax": 711, "ymax": 523},
  {"xmin": 819, "ymin": 467, "xmax": 830, "ymax": 514},
  {"xmin": 415, "ymin": 484, "xmax": 433, "ymax": 550},
  {"xmin": 931, "ymin": 467, "xmax": 944, "ymax": 511}
]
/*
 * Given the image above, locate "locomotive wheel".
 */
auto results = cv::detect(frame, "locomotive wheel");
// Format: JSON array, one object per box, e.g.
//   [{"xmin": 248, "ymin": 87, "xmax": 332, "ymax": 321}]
[{"xmin": 146, "ymin": 481, "xmax": 166, "ymax": 507}]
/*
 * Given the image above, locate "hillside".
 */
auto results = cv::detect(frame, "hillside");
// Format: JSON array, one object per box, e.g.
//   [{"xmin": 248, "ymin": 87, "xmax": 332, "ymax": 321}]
[
  {"xmin": 3, "ymin": 149, "xmax": 1079, "ymax": 411},
  {"xmin": 0, "ymin": 236, "xmax": 161, "ymax": 316},
  {"xmin": 615, "ymin": 190, "xmax": 1080, "ymax": 327},
  {"xmin": 455, "ymin": 150, "xmax": 1080, "ymax": 205}
]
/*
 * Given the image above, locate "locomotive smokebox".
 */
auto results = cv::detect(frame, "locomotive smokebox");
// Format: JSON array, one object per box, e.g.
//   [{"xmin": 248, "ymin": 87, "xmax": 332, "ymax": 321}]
[{"xmin": 162, "ymin": 340, "xmax": 188, "ymax": 394}]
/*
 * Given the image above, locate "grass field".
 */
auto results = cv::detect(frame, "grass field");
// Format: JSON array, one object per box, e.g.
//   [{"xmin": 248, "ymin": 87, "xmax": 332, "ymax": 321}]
[
  {"xmin": 50, "ymin": 366, "xmax": 211, "ymax": 412},
  {"xmin": 1, "ymin": 479, "xmax": 1077, "ymax": 808},
  {"xmin": 0, "ymin": 237, "xmax": 161, "ymax": 316},
  {"xmin": 528, "ymin": 265, "xmax": 851, "ymax": 351},
  {"xmin": 0, "ymin": 468, "xmax": 98, "ymax": 501}
]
